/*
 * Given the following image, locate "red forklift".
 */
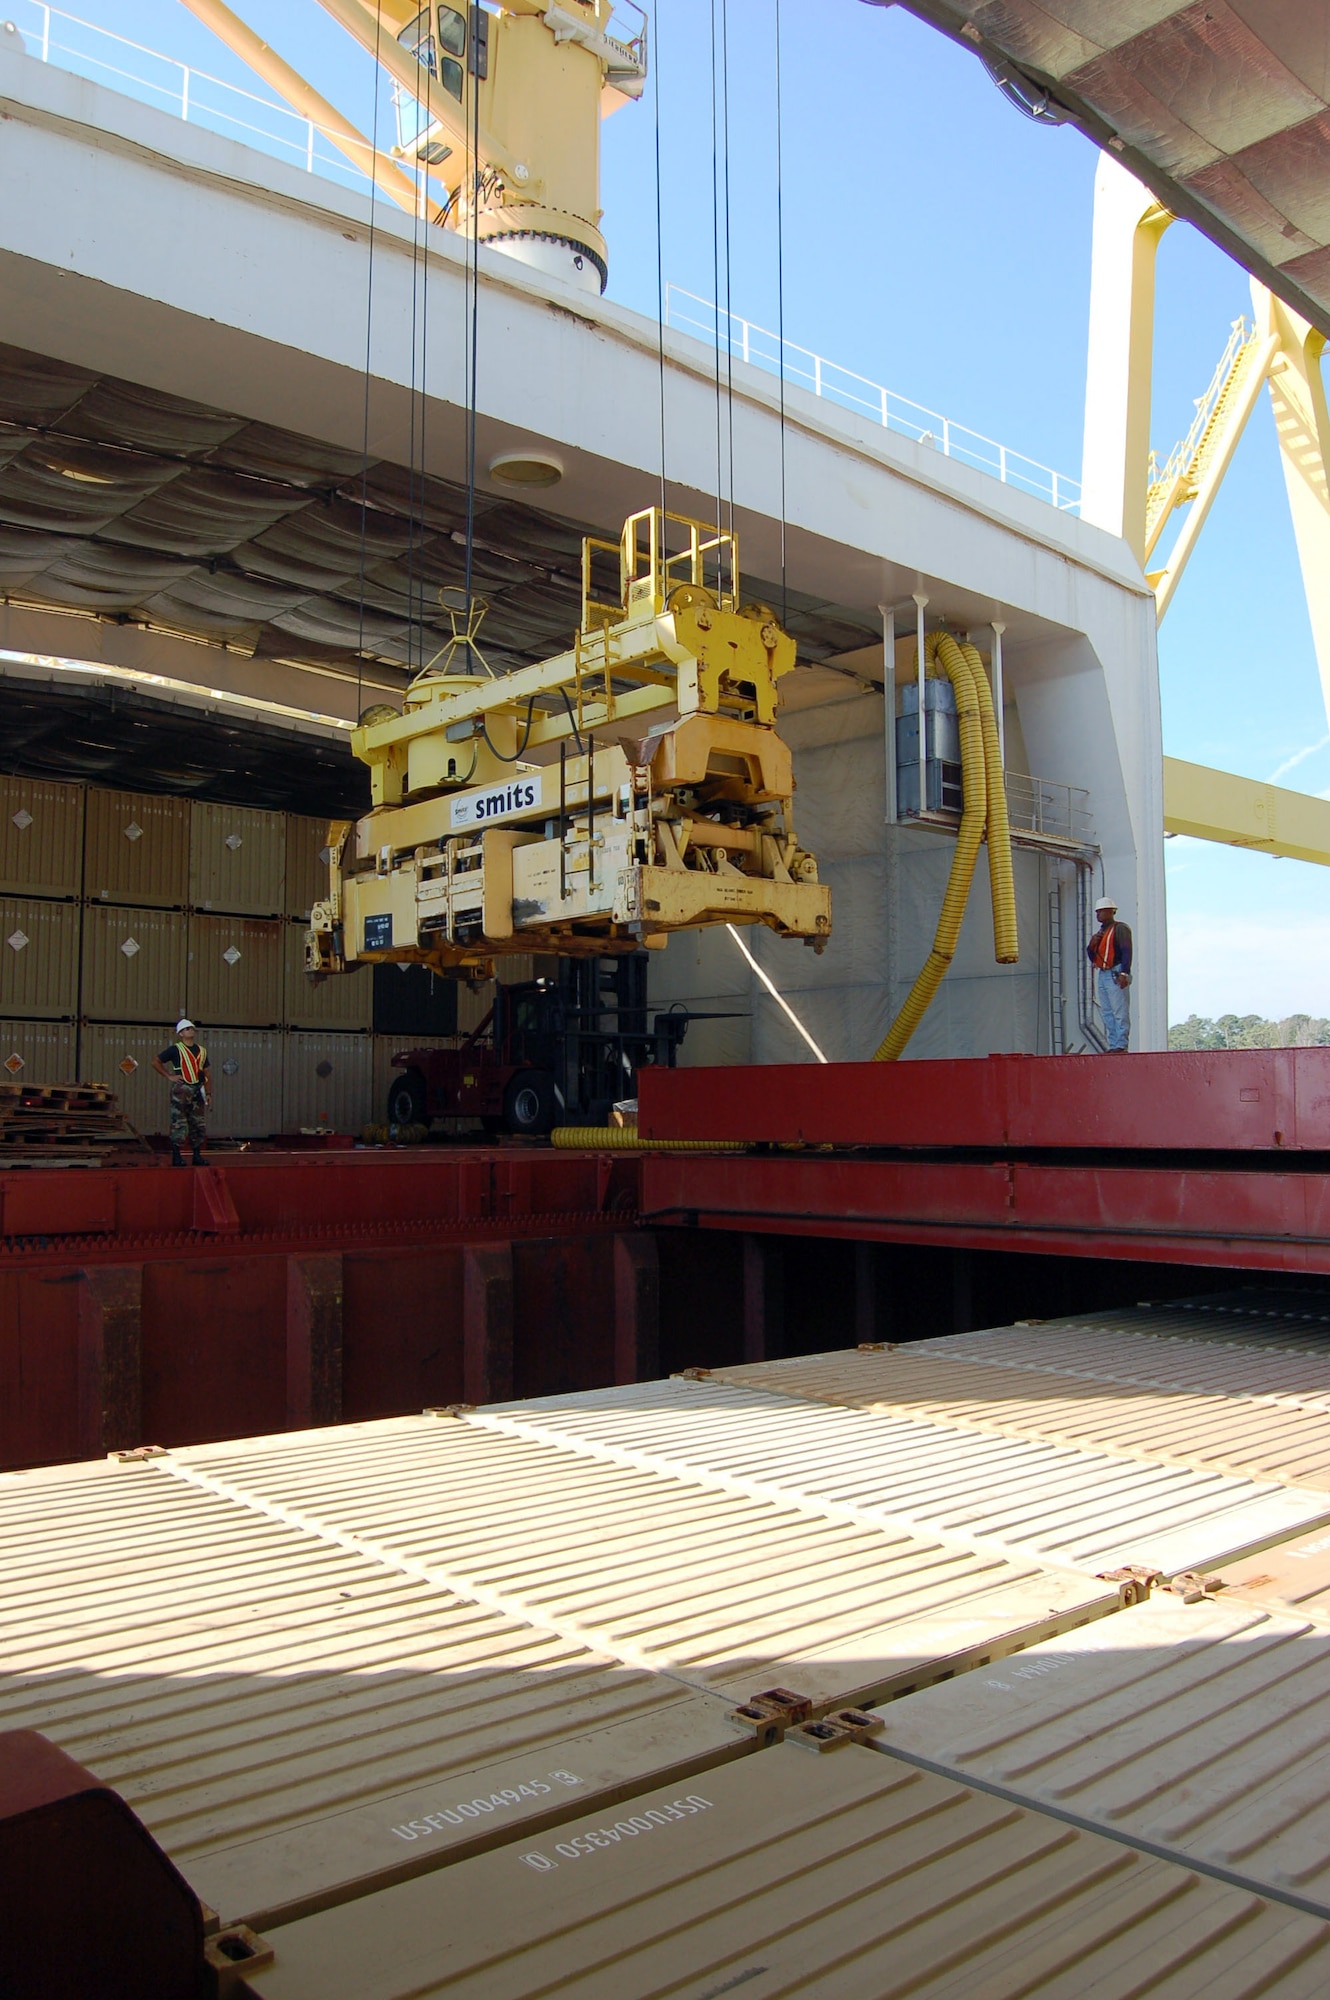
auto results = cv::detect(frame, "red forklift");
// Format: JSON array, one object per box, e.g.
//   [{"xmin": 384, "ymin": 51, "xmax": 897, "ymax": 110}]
[{"xmin": 383, "ymin": 956, "xmax": 711, "ymax": 1137}]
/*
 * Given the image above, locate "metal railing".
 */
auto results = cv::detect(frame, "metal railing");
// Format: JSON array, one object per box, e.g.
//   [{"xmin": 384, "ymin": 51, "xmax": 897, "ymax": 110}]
[
  {"xmin": 7, "ymin": 1, "xmax": 383, "ymax": 196},
  {"xmin": 1004, "ymin": 770, "xmax": 1095, "ymax": 848},
  {"xmin": 665, "ymin": 284, "xmax": 1080, "ymax": 514}
]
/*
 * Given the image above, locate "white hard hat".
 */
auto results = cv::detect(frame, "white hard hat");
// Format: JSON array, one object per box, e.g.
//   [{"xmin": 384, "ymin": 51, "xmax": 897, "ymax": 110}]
[
  {"xmin": 175, "ymin": 1018, "xmax": 195, "ymax": 1033},
  {"xmin": 1094, "ymin": 896, "xmax": 1117, "ymax": 912}
]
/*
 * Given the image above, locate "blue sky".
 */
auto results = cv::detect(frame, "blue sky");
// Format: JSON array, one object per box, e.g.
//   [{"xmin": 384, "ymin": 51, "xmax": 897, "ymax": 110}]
[{"xmin": 20, "ymin": 0, "xmax": 1330, "ymax": 1021}]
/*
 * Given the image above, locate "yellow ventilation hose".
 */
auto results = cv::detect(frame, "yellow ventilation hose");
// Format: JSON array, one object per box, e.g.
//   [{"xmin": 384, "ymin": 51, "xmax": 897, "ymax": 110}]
[
  {"xmin": 873, "ymin": 630, "xmax": 1018, "ymax": 1061},
  {"xmin": 964, "ymin": 638, "xmax": 1019, "ymax": 964},
  {"xmin": 550, "ymin": 1126, "xmax": 744, "ymax": 1152}
]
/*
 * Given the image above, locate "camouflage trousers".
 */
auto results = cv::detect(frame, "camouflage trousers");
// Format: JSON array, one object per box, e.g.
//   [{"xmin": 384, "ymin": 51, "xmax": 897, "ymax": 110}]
[{"xmin": 169, "ymin": 1081, "xmax": 207, "ymax": 1151}]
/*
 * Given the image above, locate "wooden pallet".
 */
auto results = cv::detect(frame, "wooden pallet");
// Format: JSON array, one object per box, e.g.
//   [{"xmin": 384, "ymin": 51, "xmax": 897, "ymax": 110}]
[
  {"xmin": 0, "ymin": 1082, "xmax": 114, "ymax": 1112},
  {"xmin": 0, "ymin": 1080, "xmax": 146, "ymax": 1162}
]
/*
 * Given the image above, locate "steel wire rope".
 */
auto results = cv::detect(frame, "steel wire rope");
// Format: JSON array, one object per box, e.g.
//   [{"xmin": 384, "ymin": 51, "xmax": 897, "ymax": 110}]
[
  {"xmin": 462, "ymin": 5, "xmax": 482, "ymax": 640},
  {"xmin": 652, "ymin": 0, "xmax": 667, "ymax": 523},
  {"xmin": 774, "ymin": 0, "xmax": 787, "ymax": 626},
  {"xmin": 709, "ymin": 0, "xmax": 724, "ymax": 540},
  {"xmin": 720, "ymin": 0, "xmax": 735, "ymax": 543},
  {"xmin": 355, "ymin": 0, "xmax": 387, "ymax": 719},
  {"xmin": 407, "ymin": 71, "xmax": 426, "ymax": 680}
]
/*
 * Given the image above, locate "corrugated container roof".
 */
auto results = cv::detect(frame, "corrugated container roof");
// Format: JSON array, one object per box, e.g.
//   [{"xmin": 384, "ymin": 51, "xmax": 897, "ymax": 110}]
[
  {"xmin": 1220, "ymin": 1527, "xmax": 1330, "ymax": 1625},
  {"xmin": 0, "ymin": 1456, "xmax": 745, "ymax": 1932},
  {"xmin": 701, "ymin": 1331, "xmax": 1330, "ymax": 1491},
  {"xmin": 246, "ymin": 1739, "xmax": 1330, "ymax": 2000},
  {"xmin": 1028, "ymin": 1300, "xmax": 1330, "ymax": 1354},
  {"xmin": 163, "ymin": 1416, "xmax": 1120, "ymax": 1712},
  {"xmin": 867, "ymin": 1589, "xmax": 1330, "ymax": 1919},
  {"xmin": 473, "ymin": 1379, "xmax": 1330, "ymax": 1579}
]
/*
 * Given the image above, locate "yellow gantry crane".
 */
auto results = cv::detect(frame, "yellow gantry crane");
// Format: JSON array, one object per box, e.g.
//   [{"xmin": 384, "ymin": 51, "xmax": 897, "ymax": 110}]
[
  {"xmin": 1082, "ymin": 154, "xmax": 1330, "ymax": 868},
  {"xmin": 306, "ymin": 509, "xmax": 831, "ymax": 978},
  {"xmin": 180, "ymin": 0, "xmax": 645, "ymax": 287}
]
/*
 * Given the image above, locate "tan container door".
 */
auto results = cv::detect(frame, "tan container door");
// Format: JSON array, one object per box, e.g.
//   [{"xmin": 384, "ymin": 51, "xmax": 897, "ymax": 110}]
[
  {"xmin": 188, "ymin": 914, "xmax": 283, "ymax": 1027},
  {"xmin": 79, "ymin": 1023, "xmax": 176, "ymax": 1134},
  {"xmin": 0, "ymin": 776, "xmax": 83, "ymax": 897},
  {"xmin": 243, "ymin": 1738, "xmax": 1330, "ymax": 2000},
  {"xmin": 0, "ymin": 1017, "xmax": 76, "ymax": 1086},
  {"xmin": 282, "ymin": 1030, "xmax": 372, "ymax": 1134},
  {"xmin": 206, "ymin": 1028, "xmax": 283, "ymax": 1137},
  {"xmin": 283, "ymin": 922, "xmax": 372, "ymax": 1031},
  {"xmin": 190, "ymin": 800, "xmax": 285, "ymax": 916},
  {"xmin": 285, "ymin": 813, "xmax": 335, "ymax": 921},
  {"xmin": 81, "ymin": 904, "xmax": 188, "ymax": 1026},
  {"xmin": 84, "ymin": 787, "xmax": 189, "ymax": 908},
  {"xmin": 0, "ymin": 895, "xmax": 79, "ymax": 1018}
]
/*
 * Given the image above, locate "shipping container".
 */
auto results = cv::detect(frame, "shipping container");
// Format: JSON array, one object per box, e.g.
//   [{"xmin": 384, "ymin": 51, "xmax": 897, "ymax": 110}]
[
  {"xmin": 284, "ymin": 923, "xmax": 373, "ymax": 1031},
  {"xmin": 0, "ymin": 1017, "xmax": 76, "ymax": 1085},
  {"xmin": 79, "ymin": 1022, "xmax": 178, "ymax": 1134},
  {"xmin": 470, "ymin": 1377, "xmax": 1330, "ymax": 1578},
  {"xmin": 207, "ymin": 1027, "xmax": 283, "ymax": 1137},
  {"xmin": 998, "ymin": 1300, "xmax": 1330, "ymax": 1356},
  {"xmin": 244, "ymin": 1739, "xmax": 1330, "ymax": 2000},
  {"xmin": 0, "ymin": 774, "xmax": 83, "ymax": 898},
  {"xmin": 77, "ymin": 1023, "xmax": 281, "ymax": 1137},
  {"xmin": 286, "ymin": 811, "xmax": 335, "ymax": 922},
  {"xmin": 703, "ymin": 1332, "xmax": 1330, "ymax": 1491},
  {"xmin": 81, "ymin": 902, "xmax": 187, "ymax": 1026},
  {"xmin": 1220, "ymin": 1523, "xmax": 1330, "ymax": 1622},
  {"xmin": 190, "ymin": 799, "xmax": 286, "ymax": 916},
  {"xmin": 0, "ymin": 894, "xmax": 79, "ymax": 1018},
  {"xmin": 457, "ymin": 977, "xmax": 494, "ymax": 1036},
  {"xmin": 373, "ymin": 962, "xmax": 459, "ymax": 1038},
  {"xmin": 866, "ymin": 1587, "xmax": 1330, "ymax": 1918},
  {"xmin": 282, "ymin": 1030, "xmax": 373, "ymax": 1134},
  {"xmin": 83, "ymin": 786, "xmax": 190, "ymax": 908},
  {"xmin": 0, "ymin": 1456, "xmax": 748, "ymax": 1932},
  {"xmin": 188, "ymin": 913, "xmax": 283, "ymax": 1027},
  {"xmin": 168, "ymin": 1415, "xmax": 1122, "ymax": 1715}
]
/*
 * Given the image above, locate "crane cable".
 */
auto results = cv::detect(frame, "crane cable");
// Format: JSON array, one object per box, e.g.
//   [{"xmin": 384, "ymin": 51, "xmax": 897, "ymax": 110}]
[
  {"xmin": 652, "ymin": 0, "xmax": 667, "ymax": 521},
  {"xmin": 354, "ymin": 0, "xmax": 386, "ymax": 721},
  {"xmin": 774, "ymin": 0, "xmax": 787, "ymax": 626}
]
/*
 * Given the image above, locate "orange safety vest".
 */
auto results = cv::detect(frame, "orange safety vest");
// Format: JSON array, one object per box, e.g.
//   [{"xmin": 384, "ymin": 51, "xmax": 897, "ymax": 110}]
[
  {"xmin": 176, "ymin": 1041, "xmax": 207, "ymax": 1084},
  {"xmin": 1089, "ymin": 924, "xmax": 1120, "ymax": 971}
]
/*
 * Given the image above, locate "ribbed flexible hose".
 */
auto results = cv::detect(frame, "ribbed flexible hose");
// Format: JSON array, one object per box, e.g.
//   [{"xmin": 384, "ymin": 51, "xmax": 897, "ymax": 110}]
[
  {"xmin": 873, "ymin": 636, "xmax": 988, "ymax": 1061},
  {"xmin": 550, "ymin": 1126, "xmax": 745, "ymax": 1152},
  {"xmin": 962, "ymin": 637, "xmax": 1019, "ymax": 964}
]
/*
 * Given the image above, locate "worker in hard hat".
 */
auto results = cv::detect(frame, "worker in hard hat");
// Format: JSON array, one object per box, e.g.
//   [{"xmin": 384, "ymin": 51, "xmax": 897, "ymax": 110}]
[
  {"xmin": 151, "ymin": 1019, "xmax": 212, "ymax": 1166},
  {"xmin": 1087, "ymin": 898, "xmax": 1132, "ymax": 1052}
]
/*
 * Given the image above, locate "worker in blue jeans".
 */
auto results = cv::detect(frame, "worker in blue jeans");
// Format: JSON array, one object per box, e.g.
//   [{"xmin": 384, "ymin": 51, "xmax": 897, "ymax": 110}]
[{"xmin": 1087, "ymin": 897, "xmax": 1132, "ymax": 1051}]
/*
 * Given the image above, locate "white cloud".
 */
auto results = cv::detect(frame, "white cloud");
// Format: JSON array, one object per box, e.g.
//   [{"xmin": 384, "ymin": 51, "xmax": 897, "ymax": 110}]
[{"xmin": 1269, "ymin": 734, "xmax": 1330, "ymax": 784}]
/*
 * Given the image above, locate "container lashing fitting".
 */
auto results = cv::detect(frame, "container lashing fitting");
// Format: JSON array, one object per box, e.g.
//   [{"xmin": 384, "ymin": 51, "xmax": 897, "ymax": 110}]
[
  {"xmin": 1096, "ymin": 1564, "xmax": 1164, "ymax": 1607},
  {"xmin": 787, "ymin": 1708, "xmax": 885, "ymax": 1754}
]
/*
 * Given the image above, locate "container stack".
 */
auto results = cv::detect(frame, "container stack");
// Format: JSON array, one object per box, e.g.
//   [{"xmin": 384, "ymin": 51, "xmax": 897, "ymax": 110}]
[
  {"xmin": 0, "ymin": 774, "xmax": 477, "ymax": 1137},
  {"xmin": 10, "ymin": 1295, "xmax": 1330, "ymax": 1996}
]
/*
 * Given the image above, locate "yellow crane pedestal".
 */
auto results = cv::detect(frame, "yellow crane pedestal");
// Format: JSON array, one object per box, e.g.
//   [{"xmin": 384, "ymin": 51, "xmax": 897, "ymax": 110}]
[{"xmin": 306, "ymin": 510, "xmax": 831, "ymax": 978}]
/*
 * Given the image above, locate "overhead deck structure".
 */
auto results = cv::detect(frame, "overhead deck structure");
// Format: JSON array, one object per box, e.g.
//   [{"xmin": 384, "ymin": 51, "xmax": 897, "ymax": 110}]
[{"xmin": 879, "ymin": 0, "xmax": 1330, "ymax": 345}]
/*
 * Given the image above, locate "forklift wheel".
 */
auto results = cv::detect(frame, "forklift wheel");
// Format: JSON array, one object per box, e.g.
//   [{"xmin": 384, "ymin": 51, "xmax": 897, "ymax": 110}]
[
  {"xmin": 386, "ymin": 1069, "xmax": 428, "ymax": 1129},
  {"xmin": 503, "ymin": 1069, "xmax": 557, "ymax": 1137}
]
